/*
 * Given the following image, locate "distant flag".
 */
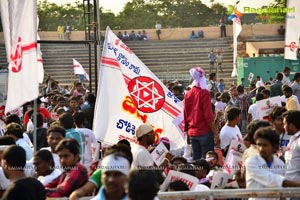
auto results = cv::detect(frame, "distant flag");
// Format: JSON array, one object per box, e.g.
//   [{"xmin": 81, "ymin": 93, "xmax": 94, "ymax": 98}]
[
  {"xmin": 0, "ymin": 0, "xmax": 42, "ymax": 114},
  {"xmin": 93, "ymin": 27, "xmax": 186, "ymax": 149},
  {"xmin": 37, "ymin": 16, "xmax": 44, "ymax": 83},
  {"xmin": 227, "ymin": 1, "xmax": 242, "ymax": 77},
  {"xmin": 73, "ymin": 58, "xmax": 90, "ymax": 81},
  {"xmin": 232, "ymin": 16, "xmax": 242, "ymax": 77},
  {"xmin": 284, "ymin": 0, "xmax": 300, "ymax": 60}
]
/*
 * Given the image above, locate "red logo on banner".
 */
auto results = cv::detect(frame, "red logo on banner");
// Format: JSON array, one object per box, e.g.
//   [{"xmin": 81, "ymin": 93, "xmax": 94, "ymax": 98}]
[
  {"xmin": 128, "ymin": 76, "xmax": 165, "ymax": 113},
  {"xmin": 10, "ymin": 37, "xmax": 23, "ymax": 73},
  {"xmin": 285, "ymin": 42, "xmax": 297, "ymax": 52}
]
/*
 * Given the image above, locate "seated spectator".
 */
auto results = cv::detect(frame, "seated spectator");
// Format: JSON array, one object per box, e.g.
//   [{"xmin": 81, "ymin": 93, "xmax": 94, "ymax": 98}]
[
  {"xmin": 136, "ymin": 31, "xmax": 143, "ymax": 40},
  {"xmin": 278, "ymin": 25, "xmax": 285, "ymax": 35},
  {"xmin": 198, "ymin": 29, "xmax": 204, "ymax": 38},
  {"xmin": 189, "ymin": 30, "xmax": 197, "ymax": 40},
  {"xmin": 194, "ymin": 159, "xmax": 211, "ymax": 188},
  {"xmin": 170, "ymin": 156, "xmax": 187, "ymax": 171},
  {"xmin": 33, "ymin": 149, "xmax": 62, "ymax": 185},
  {"xmin": 123, "ymin": 31, "xmax": 129, "ymax": 41},
  {"xmin": 117, "ymin": 31, "xmax": 123, "ymax": 40},
  {"xmin": 168, "ymin": 180, "xmax": 189, "ymax": 191},
  {"xmin": 142, "ymin": 30, "xmax": 149, "ymax": 40},
  {"xmin": 129, "ymin": 30, "xmax": 136, "ymax": 40},
  {"xmin": 45, "ymin": 138, "xmax": 88, "ymax": 197}
]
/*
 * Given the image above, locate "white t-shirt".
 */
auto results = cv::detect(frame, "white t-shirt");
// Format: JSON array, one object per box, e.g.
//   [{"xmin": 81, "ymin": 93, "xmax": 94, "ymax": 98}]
[
  {"xmin": 0, "ymin": 167, "xmax": 10, "ymax": 190},
  {"xmin": 38, "ymin": 169, "xmax": 62, "ymax": 185},
  {"xmin": 16, "ymin": 138, "xmax": 33, "ymax": 161},
  {"xmin": 248, "ymin": 104, "xmax": 261, "ymax": 120},
  {"xmin": 215, "ymin": 101, "xmax": 227, "ymax": 112},
  {"xmin": 282, "ymin": 73, "xmax": 291, "ymax": 86},
  {"xmin": 220, "ymin": 124, "xmax": 242, "ymax": 149},
  {"xmin": 131, "ymin": 144, "xmax": 154, "ymax": 169},
  {"xmin": 75, "ymin": 128, "xmax": 97, "ymax": 167}
]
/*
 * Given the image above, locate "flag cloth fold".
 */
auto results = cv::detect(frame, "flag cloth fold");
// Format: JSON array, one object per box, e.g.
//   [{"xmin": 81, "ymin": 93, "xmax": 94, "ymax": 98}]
[
  {"xmin": 73, "ymin": 59, "xmax": 90, "ymax": 81},
  {"xmin": 232, "ymin": 17, "xmax": 242, "ymax": 77},
  {"xmin": 93, "ymin": 26, "xmax": 186, "ymax": 149},
  {"xmin": 0, "ymin": 0, "xmax": 42, "ymax": 114},
  {"xmin": 284, "ymin": 0, "xmax": 300, "ymax": 60}
]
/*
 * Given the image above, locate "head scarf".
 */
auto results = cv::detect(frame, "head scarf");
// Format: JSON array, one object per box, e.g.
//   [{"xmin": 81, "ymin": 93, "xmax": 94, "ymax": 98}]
[{"xmin": 189, "ymin": 67, "xmax": 207, "ymax": 89}]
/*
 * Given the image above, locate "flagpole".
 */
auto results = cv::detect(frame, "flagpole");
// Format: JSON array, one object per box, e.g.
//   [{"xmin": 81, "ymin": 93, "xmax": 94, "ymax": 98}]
[
  {"xmin": 96, "ymin": 0, "xmax": 101, "ymax": 93},
  {"xmin": 33, "ymin": 98, "xmax": 37, "ymax": 152}
]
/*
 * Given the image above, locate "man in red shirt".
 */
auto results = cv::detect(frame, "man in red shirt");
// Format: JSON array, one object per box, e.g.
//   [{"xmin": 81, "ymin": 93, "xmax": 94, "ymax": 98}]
[
  {"xmin": 23, "ymin": 98, "xmax": 51, "ymax": 129},
  {"xmin": 184, "ymin": 67, "xmax": 219, "ymax": 160}
]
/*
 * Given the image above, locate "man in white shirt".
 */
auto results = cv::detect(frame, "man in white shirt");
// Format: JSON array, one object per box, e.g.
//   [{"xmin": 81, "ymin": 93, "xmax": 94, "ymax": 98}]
[
  {"xmin": 282, "ymin": 66, "xmax": 291, "ymax": 86},
  {"xmin": 248, "ymin": 93, "xmax": 264, "ymax": 123},
  {"xmin": 73, "ymin": 111, "xmax": 97, "ymax": 168},
  {"xmin": 283, "ymin": 110, "xmax": 300, "ymax": 181},
  {"xmin": 131, "ymin": 124, "xmax": 155, "ymax": 169},
  {"xmin": 245, "ymin": 127, "xmax": 300, "ymax": 199},
  {"xmin": 220, "ymin": 107, "xmax": 243, "ymax": 154}
]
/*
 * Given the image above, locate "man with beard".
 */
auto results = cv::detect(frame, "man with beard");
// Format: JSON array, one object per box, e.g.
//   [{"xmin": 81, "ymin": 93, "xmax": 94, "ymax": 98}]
[
  {"xmin": 283, "ymin": 110, "xmax": 300, "ymax": 181},
  {"xmin": 131, "ymin": 124, "xmax": 155, "ymax": 169}
]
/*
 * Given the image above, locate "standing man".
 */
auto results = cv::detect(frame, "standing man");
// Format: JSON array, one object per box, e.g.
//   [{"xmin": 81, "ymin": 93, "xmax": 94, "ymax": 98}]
[
  {"xmin": 65, "ymin": 22, "xmax": 71, "ymax": 40},
  {"xmin": 184, "ymin": 67, "xmax": 219, "ymax": 160},
  {"xmin": 282, "ymin": 67, "xmax": 291, "ymax": 86},
  {"xmin": 219, "ymin": 16, "xmax": 227, "ymax": 37},
  {"xmin": 216, "ymin": 52, "xmax": 224, "ymax": 73},
  {"xmin": 208, "ymin": 50, "xmax": 215, "ymax": 73},
  {"xmin": 155, "ymin": 21, "xmax": 162, "ymax": 40},
  {"xmin": 291, "ymin": 72, "xmax": 300, "ymax": 102},
  {"xmin": 283, "ymin": 110, "xmax": 300, "ymax": 181},
  {"xmin": 270, "ymin": 73, "xmax": 283, "ymax": 97}
]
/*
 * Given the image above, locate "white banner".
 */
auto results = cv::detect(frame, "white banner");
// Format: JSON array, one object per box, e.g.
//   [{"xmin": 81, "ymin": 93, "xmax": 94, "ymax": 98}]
[
  {"xmin": 232, "ymin": 17, "xmax": 242, "ymax": 77},
  {"xmin": 284, "ymin": 0, "xmax": 300, "ymax": 60},
  {"xmin": 1, "ymin": 0, "xmax": 42, "ymax": 114},
  {"xmin": 256, "ymin": 96, "xmax": 282, "ymax": 119},
  {"xmin": 93, "ymin": 27, "xmax": 186, "ymax": 149}
]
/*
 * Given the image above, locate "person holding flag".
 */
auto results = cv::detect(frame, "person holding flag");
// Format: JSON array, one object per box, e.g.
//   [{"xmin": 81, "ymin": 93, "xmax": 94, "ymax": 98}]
[{"xmin": 73, "ymin": 59, "xmax": 89, "ymax": 83}]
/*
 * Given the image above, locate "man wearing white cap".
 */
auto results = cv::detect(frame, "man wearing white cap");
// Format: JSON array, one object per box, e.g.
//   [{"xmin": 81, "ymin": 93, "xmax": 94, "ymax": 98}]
[
  {"xmin": 184, "ymin": 67, "xmax": 219, "ymax": 160},
  {"xmin": 91, "ymin": 153, "xmax": 130, "ymax": 200},
  {"xmin": 131, "ymin": 124, "xmax": 155, "ymax": 169}
]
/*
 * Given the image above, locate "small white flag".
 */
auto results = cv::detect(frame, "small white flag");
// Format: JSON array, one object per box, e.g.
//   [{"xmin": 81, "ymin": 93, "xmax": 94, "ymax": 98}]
[{"xmin": 73, "ymin": 58, "xmax": 90, "ymax": 81}]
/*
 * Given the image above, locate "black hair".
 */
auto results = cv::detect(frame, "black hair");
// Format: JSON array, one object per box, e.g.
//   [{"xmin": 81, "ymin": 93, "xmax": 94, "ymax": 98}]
[
  {"xmin": 59, "ymin": 113, "xmax": 74, "ymax": 129},
  {"xmin": 47, "ymin": 126, "xmax": 66, "ymax": 138},
  {"xmin": 269, "ymin": 106, "xmax": 287, "ymax": 121},
  {"xmin": 0, "ymin": 136, "xmax": 15, "ymax": 145},
  {"xmin": 171, "ymin": 156, "xmax": 188, "ymax": 164},
  {"xmin": 225, "ymin": 106, "xmax": 241, "ymax": 121},
  {"xmin": 73, "ymin": 111, "xmax": 85, "ymax": 127},
  {"xmin": 237, "ymin": 85, "xmax": 244, "ymax": 94},
  {"xmin": 255, "ymin": 93, "xmax": 264, "ymax": 101},
  {"xmin": 177, "ymin": 163, "xmax": 196, "ymax": 177},
  {"xmin": 32, "ymin": 113, "xmax": 44, "ymax": 127},
  {"xmin": 168, "ymin": 180, "xmax": 189, "ymax": 191},
  {"xmin": 206, "ymin": 150, "xmax": 219, "ymax": 161},
  {"xmin": 254, "ymin": 127, "xmax": 279, "ymax": 147},
  {"xmin": 276, "ymin": 73, "xmax": 283, "ymax": 81},
  {"xmin": 117, "ymin": 139, "xmax": 131, "ymax": 150},
  {"xmin": 283, "ymin": 110, "xmax": 300, "ymax": 130},
  {"xmin": 128, "ymin": 170, "xmax": 159, "ymax": 200},
  {"xmin": 246, "ymin": 120, "xmax": 271, "ymax": 144},
  {"xmin": 194, "ymin": 159, "xmax": 210, "ymax": 175},
  {"xmin": 34, "ymin": 149, "xmax": 55, "ymax": 168},
  {"xmin": 5, "ymin": 122, "xmax": 24, "ymax": 138},
  {"xmin": 55, "ymin": 138, "xmax": 80, "ymax": 156},
  {"xmin": 257, "ymin": 86, "xmax": 265, "ymax": 93},
  {"xmin": 262, "ymin": 89, "xmax": 271, "ymax": 97},
  {"xmin": 283, "ymin": 86, "xmax": 293, "ymax": 93},
  {"xmin": 4, "ymin": 114, "xmax": 21, "ymax": 125},
  {"xmin": 2, "ymin": 145, "xmax": 26, "ymax": 170},
  {"xmin": 104, "ymin": 143, "xmax": 133, "ymax": 165}
]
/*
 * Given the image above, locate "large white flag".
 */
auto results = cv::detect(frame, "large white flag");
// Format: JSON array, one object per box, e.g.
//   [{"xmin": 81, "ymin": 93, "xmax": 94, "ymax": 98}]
[
  {"xmin": 232, "ymin": 16, "xmax": 242, "ymax": 77},
  {"xmin": 93, "ymin": 27, "xmax": 186, "ymax": 149},
  {"xmin": 284, "ymin": 0, "xmax": 300, "ymax": 60},
  {"xmin": 73, "ymin": 59, "xmax": 90, "ymax": 81},
  {"xmin": 0, "ymin": 0, "xmax": 42, "ymax": 114}
]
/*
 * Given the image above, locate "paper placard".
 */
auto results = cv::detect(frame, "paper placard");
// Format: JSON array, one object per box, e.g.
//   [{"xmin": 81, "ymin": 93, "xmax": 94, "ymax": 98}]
[
  {"xmin": 256, "ymin": 96, "xmax": 282, "ymax": 119},
  {"xmin": 211, "ymin": 171, "xmax": 231, "ymax": 189},
  {"xmin": 248, "ymin": 72, "xmax": 254, "ymax": 81},
  {"xmin": 160, "ymin": 170, "xmax": 199, "ymax": 192},
  {"xmin": 223, "ymin": 140, "xmax": 246, "ymax": 176},
  {"xmin": 151, "ymin": 142, "xmax": 168, "ymax": 166}
]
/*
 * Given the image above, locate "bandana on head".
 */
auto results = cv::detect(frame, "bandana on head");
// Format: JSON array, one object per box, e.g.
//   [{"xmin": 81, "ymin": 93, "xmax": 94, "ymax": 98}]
[{"xmin": 189, "ymin": 67, "xmax": 207, "ymax": 89}]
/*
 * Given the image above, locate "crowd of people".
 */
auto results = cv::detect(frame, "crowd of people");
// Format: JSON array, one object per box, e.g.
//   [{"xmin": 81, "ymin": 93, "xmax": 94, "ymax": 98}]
[
  {"xmin": 0, "ymin": 65, "xmax": 299, "ymax": 199},
  {"xmin": 117, "ymin": 30, "xmax": 149, "ymax": 41}
]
